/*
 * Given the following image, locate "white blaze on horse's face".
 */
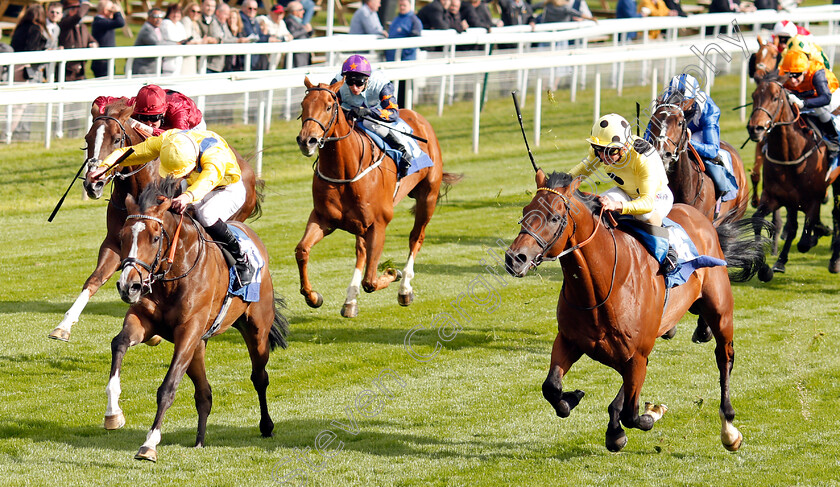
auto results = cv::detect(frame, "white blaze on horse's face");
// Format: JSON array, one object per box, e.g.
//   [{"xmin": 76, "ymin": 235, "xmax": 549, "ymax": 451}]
[
  {"xmin": 93, "ymin": 125, "xmax": 105, "ymax": 162},
  {"xmin": 128, "ymin": 221, "xmax": 145, "ymax": 260}
]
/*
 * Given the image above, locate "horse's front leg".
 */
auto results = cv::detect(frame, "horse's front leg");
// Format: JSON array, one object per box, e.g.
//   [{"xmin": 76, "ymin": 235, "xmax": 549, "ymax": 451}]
[
  {"xmin": 399, "ymin": 187, "xmax": 438, "ymax": 306},
  {"xmin": 104, "ymin": 310, "xmax": 156, "ymax": 430},
  {"xmin": 135, "ymin": 325, "xmax": 203, "ymax": 462},
  {"xmin": 341, "ymin": 236, "xmax": 367, "ymax": 318},
  {"xmin": 50, "ymin": 236, "xmax": 122, "ymax": 342},
  {"xmin": 614, "ymin": 354, "xmax": 666, "ymax": 450},
  {"xmin": 751, "ymin": 147, "xmax": 763, "ymax": 209},
  {"xmin": 542, "ymin": 333, "xmax": 584, "ymax": 418},
  {"xmin": 774, "ymin": 208, "xmax": 798, "ymax": 273},
  {"xmin": 185, "ymin": 340, "xmax": 211, "ymax": 448},
  {"xmin": 830, "ymin": 180, "xmax": 840, "ymax": 273},
  {"xmin": 295, "ymin": 211, "xmax": 332, "ymax": 309},
  {"xmin": 361, "ymin": 222, "xmax": 401, "ymax": 294}
]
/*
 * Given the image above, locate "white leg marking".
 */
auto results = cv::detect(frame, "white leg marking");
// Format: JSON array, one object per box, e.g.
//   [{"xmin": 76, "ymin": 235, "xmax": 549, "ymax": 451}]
[
  {"xmin": 105, "ymin": 371, "xmax": 122, "ymax": 416},
  {"xmin": 643, "ymin": 402, "xmax": 668, "ymax": 422},
  {"xmin": 142, "ymin": 428, "xmax": 162, "ymax": 450},
  {"xmin": 57, "ymin": 289, "xmax": 91, "ymax": 332},
  {"xmin": 719, "ymin": 408, "xmax": 742, "ymax": 448},
  {"xmin": 399, "ymin": 255, "xmax": 415, "ymax": 295},
  {"xmin": 93, "ymin": 125, "xmax": 104, "ymax": 160},
  {"xmin": 344, "ymin": 268, "xmax": 363, "ymax": 305}
]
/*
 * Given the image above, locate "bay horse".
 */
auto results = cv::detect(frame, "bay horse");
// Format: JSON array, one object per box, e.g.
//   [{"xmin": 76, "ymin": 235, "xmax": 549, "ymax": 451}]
[
  {"xmin": 648, "ymin": 99, "xmax": 749, "ymax": 225},
  {"xmin": 747, "ymin": 74, "xmax": 840, "ymax": 276},
  {"xmin": 505, "ymin": 169, "xmax": 769, "ymax": 452},
  {"xmin": 750, "ymin": 37, "xmax": 780, "ymax": 208},
  {"xmin": 295, "ymin": 77, "xmax": 460, "ymax": 317},
  {"xmin": 49, "ymin": 98, "xmax": 263, "ymax": 342},
  {"xmin": 105, "ymin": 177, "xmax": 288, "ymax": 463}
]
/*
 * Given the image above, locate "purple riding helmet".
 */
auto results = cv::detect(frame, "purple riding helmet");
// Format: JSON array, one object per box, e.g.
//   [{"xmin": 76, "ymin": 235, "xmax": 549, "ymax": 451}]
[{"xmin": 341, "ymin": 55, "xmax": 372, "ymax": 77}]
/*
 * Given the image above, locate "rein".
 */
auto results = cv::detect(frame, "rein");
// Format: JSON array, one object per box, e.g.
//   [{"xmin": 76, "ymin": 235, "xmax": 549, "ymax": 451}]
[
  {"xmin": 653, "ymin": 104, "xmax": 705, "ymax": 206},
  {"xmin": 751, "ymin": 80, "xmax": 821, "ymax": 165}
]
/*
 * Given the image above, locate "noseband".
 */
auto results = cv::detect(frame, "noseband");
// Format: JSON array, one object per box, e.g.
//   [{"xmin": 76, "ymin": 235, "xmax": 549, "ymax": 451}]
[
  {"xmin": 651, "ymin": 104, "xmax": 689, "ymax": 168},
  {"xmin": 87, "ymin": 116, "xmax": 149, "ymax": 182},
  {"xmin": 749, "ymin": 80, "xmax": 801, "ymax": 134},
  {"xmin": 301, "ymin": 87, "xmax": 354, "ymax": 147}
]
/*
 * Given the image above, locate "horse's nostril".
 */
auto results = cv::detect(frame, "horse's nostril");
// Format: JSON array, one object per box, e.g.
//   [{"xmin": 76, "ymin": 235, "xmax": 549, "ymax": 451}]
[
  {"xmin": 129, "ymin": 282, "xmax": 142, "ymax": 295},
  {"xmin": 308, "ymin": 137, "xmax": 318, "ymax": 146}
]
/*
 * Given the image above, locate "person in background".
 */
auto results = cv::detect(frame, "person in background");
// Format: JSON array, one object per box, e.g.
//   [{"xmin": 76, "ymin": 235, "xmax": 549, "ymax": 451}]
[
  {"xmin": 460, "ymin": 0, "xmax": 502, "ymax": 30},
  {"xmin": 418, "ymin": 0, "xmax": 451, "ymax": 30},
  {"xmin": 45, "ymin": 2, "xmax": 62, "ymax": 50},
  {"xmin": 285, "ymin": 1, "xmax": 313, "ymax": 67},
  {"xmin": 58, "ymin": 0, "xmax": 97, "ymax": 81},
  {"xmin": 239, "ymin": 0, "xmax": 269, "ymax": 70},
  {"xmin": 215, "ymin": 2, "xmax": 247, "ymax": 72},
  {"xmin": 132, "ymin": 7, "xmax": 165, "ymax": 75},
  {"xmin": 258, "ymin": 4, "xmax": 293, "ymax": 42},
  {"xmin": 161, "ymin": 4, "xmax": 191, "ymax": 76},
  {"xmin": 663, "ymin": 0, "xmax": 686, "ymax": 16},
  {"xmin": 349, "ymin": 0, "xmax": 387, "ymax": 36},
  {"xmin": 386, "ymin": 0, "xmax": 422, "ymax": 61},
  {"xmin": 196, "ymin": 0, "xmax": 225, "ymax": 73},
  {"xmin": 615, "ymin": 0, "xmax": 639, "ymax": 40},
  {"xmin": 91, "ymin": 0, "xmax": 124, "ymax": 77},
  {"xmin": 224, "ymin": 7, "xmax": 249, "ymax": 71},
  {"xmin": 498, "ymin": 0, "xmax": 536, "ymax": 28},
  {"xmin": 446, "ymin": 0, "xmax": 468, "ymax": 32},
  {"xmin": 637, "ymin": 0, "xmax": 675, "ymax": 39},
  {"xmin": 180, "ymin": 2, "xmax": 202, "ymax": 74},
  {"xmin": 11, "ymin": 4, "xmax": 48, "ymax": 82}
]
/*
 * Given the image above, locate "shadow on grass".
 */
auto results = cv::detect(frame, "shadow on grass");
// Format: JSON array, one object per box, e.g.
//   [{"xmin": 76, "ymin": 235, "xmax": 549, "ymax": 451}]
[{"xmin": 0, "ymin": 300, "xmax": 127, "ymax": 319}]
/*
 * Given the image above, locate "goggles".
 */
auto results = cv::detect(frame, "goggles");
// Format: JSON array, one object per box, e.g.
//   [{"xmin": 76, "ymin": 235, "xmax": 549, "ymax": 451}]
[
  {"xmin": 591, "ymin": 144, "xmax": 621, "ymax": 157},
  {"xmin": 788, "ymin": 72, "xmax": 803, "ymax": 79},
  {"xmin": 136, "ymin": 113, "xmax": 165, "ymax": 123}
]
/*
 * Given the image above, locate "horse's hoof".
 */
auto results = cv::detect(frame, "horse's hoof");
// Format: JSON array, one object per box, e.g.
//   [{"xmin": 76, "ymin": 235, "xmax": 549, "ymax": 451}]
[
  {"xmin": 341, "ymin": 301, "xmax": 358, "ymax": 318},
  {"xmin": 606, "ymin": 430, "xmax": 628, "ymax": 452},
  {"xmin": 104, "ymin": 412, "xmax": 126, "ymax": 430},
  {"xmin": 661, "ymin": 326, "xmax": 677, "ymax": 339},
  {"xmin": 398, "ymin": 292, "xmax": 414, "ymax": 307},
  {"xmin": 830, "ymin": 259, "xmax": 840, "ymax": 274},
  {"xmin": 758, "ymin": 265, "xmax": 774, "ymax": 282},
  {"xmin": 134, "ymin": 446, "xmax": 157, "ymax": 462},
  {"xmin": 723, "ymin": 431, "xmax": 743, "ymax": 452},
  {"xmin": 691, "ymin": 323, "xmax": 713, "ymax": 344},
  {"xmin": 48, "ymin": 328, "xmax": 70, "ymax": 342},
  {"xmin": 796, "ymin": 239, "xmax": 813, "ymax": 254},
  {"xmin": 145, "ymin": 335, "xmax": 162, "ymax": 347},
  {"xmin": 385, "ymin": 269, "xmax": 403, "ymax": 282},
  {"xmin": 643, "ymin": 402, "xmax": 668, "ymax": 422},
  {"xmin": 305, "ymin": 292, "xmax": 323, "ymax": 309},
  {"xmin": 771, "ymin": 262, "xmax": 786, "ymax": 274}
]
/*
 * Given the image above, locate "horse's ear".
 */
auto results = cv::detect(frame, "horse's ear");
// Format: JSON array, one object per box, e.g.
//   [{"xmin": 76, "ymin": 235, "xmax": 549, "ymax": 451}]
[
  {"xmin": 569, "ymin": 175, "xmax": 582, "ymax": 193},
  {"xmin": 119, "ymin": 101, "xmax": 135, "ymax": 121},
  {"xmin": 535, "ymin": 168, "xmax": 547, "ymax": 188},
  {"xmin": 125, "ymin": 193, "xmax": 139, "ymax": 214},
  {"xmin": 154, "ymin": 194, "xmax": 173, "ymax": 215},
  {"xmin": 331, "ymin": 77, "xmax": 345, "ymax": 92},
  {"xmin": 304, "ymin": 76, "xmax": 313, "ymax": 89},
  {"xmin": 680, "ymin": 97, "xmax": 694, "ymax": 112},
  {"xmin": 757, "ymin": 35, "xmax": 765, "ymax": 47}
]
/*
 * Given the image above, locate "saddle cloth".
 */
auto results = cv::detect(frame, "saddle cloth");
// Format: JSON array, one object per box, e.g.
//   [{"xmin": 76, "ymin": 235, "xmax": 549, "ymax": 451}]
[
  {"xmin": 360, "ymin": 119, "xmax": 434, "ymax": 179},
  {"xmin": 226, "ymin": 225, "xmax": 265, "ymax": 302},
  {"xmin": 617, "ymin": 217, "xmax": 727, "ymax": 289},
  {"xmin": 700, "ymin": 147, "xmax": 739, "ymax": 202}
]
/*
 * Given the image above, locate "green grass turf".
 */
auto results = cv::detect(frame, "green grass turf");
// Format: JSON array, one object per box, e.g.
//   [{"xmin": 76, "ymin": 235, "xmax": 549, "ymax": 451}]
[{"xmin": 1, "ymin": 72, "xmax": 840, "ymax": 486}]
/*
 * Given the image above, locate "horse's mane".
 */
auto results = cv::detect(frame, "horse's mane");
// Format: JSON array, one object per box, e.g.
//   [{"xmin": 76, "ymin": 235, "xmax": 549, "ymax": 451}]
[
  {"xmin": 137, "ymin": 176, "xmax": 182, "ymax": 212},
  {"xmin": 759, "ymin": 71, "xmax": 784, "ymax": 84},
  {"xmin": 544, "ymin": 171, "xmax": 603, "ymax": 215},
  {"xmin": 104, "ymin": 97, "xmax": 133, "ymax": 117}
]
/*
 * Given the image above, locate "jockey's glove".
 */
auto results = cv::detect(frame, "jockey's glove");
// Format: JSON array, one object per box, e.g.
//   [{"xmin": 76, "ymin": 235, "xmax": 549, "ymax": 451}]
[
  {"xmin": 349, "ymin": 106, "xmax": 371, "ymax": 120},
  {"xmin": 788, "ymin": 93, "xmax": 805, "ymax": 109}
]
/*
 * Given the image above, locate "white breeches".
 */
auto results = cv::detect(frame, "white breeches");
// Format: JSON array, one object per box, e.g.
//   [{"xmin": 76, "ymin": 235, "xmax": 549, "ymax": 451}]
[
  {"xmin": 602, "ymin": 185, "xmax": 674, "ymax": 226},
  {"xmin": 192, "ymin": 180, "xmax": 246, "ymax": 226}
]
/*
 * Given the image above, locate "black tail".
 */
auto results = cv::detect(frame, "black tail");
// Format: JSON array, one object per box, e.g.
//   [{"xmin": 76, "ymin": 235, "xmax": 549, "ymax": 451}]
[
  {"xmin": 249, "ymin": 178, "xmax": 265, "ymax": 221},
  {"xmin": 715, "ymin": 195, "xmax": 749, "ymax": 226},
  {"xmin": 716, "ymin": 217, "xmax": 773, "ymax": 282},
  {"xmin": 269, "ymin": 292, "xmax": 290, "ymax": 351}
]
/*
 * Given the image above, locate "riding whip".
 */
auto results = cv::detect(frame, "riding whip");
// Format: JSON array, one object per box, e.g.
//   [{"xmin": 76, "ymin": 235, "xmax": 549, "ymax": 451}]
[
  {"xmin": 359, "ymin": 115, "xmax": 428, "ymax": 143},
  {"xmin": 511, "ymin": 91, "xmax": 539, "ymax": 173},
  {"xmin": 48, "ymin": 147, "xmax": 136, "ymax": 222},
  {"xmin": 636, "ymin": 102, "xmax": 641, "ymax": 137}
]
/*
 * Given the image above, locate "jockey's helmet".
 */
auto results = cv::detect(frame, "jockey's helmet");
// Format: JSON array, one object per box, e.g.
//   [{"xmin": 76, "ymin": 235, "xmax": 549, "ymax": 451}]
[
  {"xmin": 134, "ymin": 85, "xmax": 167, "ymax": 116},
  {"xmin": 159, "ymin": 131, "xmax": 199, "ymax": 178},
  {"xmin": 772, "ymin": 20, "xmax": 798, "ymax": 42},
  {"xmin": 663, "ymin": 74, "xmax": 706, "ymax": 114},
  {"xmin": 779, "ymin": 49, "xmax": 810, "ymax": 75},
  {"xmin": 341, "ymin": 55, "xmax": 372, "ymax": 78},
  {"xmin": 587, "ymin": 114, "xmax": 631, "ymax": 148}
]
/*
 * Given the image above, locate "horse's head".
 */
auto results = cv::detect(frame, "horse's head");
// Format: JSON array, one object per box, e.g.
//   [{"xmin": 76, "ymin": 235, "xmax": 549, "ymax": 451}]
[
  {"xmin": 753, "ymin": 36, "xmax": 779, "ymax": 80},
  {"xmin": 83, "ymin": 98, "xmax": 135, "ymax": 198},
  {"xmin": 649, "ymin": 99, "xmax": 691, "ymax": 171},
  {"xmin": 116, "ymin": 178, "xmax": 179, "ymax": 304},
  {"xmin": 748, "ymin": 74, "xmax": 790, "ymax": 143},
  {"xmin": 505, "ymin": 169, "xmax": 583, "ymax": 277},
  {"xmin": 296, "ymin": 76, "xmax": 346, "ymax": 157}
]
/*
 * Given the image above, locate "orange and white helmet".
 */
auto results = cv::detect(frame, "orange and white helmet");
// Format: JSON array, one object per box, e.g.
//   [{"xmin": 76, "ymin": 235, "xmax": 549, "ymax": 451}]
[
  {"xmin": 587, "ymin": 114, "xmax": 631, "ymax": 148},
  {"xmin": 159, "ymin": 131, "xmax": 199, "ymax": 178}
]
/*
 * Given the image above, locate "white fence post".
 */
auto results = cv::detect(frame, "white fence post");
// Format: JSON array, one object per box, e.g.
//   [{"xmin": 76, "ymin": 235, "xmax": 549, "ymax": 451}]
[
  {"xmin": 535, "ymin": 77, "xmax": 542, "ymax": 147},
  {"xmin": 473, "ymin": 76, "xmax": 480, "ymax": 154}
]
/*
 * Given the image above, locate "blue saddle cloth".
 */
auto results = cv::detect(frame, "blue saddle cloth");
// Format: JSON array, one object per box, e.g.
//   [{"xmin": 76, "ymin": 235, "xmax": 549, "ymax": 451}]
[
  {"xmin": 226, "ymin": 225, "xmax": 265, "ymax": 302},
  {"xmin": 618, "ymin": 217, "xmax": 727, "ymax": 289},
  {"xmin": 703, "ymin": 149, "xmax": 739, "ymax": 202},
  {"xmin": 360, "ymin": 119, "xmax": 434, "ymax": 179}
]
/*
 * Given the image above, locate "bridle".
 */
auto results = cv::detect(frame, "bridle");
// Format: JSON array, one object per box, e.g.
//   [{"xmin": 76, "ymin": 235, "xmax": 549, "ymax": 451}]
[
  {"xmin": 754, "ymin": 44, "xmax": 779, "ymax": 78},
  {"xmin": 518, "ymin": 187, "xmax": 617, "ymax": 310},
  {"xmin": 301, "ymin": 86, "xmax": 354, "ymax": 147},
  {"xmin": 86, "ymin": 115, "xmax": 150, "ymax": 182},
  {"xmin": 651, "ymin": 103, "xmax": 704, "ymax": 205},
  {"xmin": 119, "ymin": 213, "xmax": 204, "ymax": 296},
  {"xmin": 750, "ymin": 79, "xmax": 821, "ymax": 165}
]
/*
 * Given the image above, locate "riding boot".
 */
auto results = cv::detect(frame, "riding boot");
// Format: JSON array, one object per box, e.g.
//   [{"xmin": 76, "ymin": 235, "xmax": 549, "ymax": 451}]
[
  {"xmin": 818, "ymin": 120, "xmax": 840, "ymax": 162},
  {"xmin": 205, "ymin": 220, "xmax": 253, "ymax": 290},
  {"xmin": 384, "ymin": 131, "xmax": 414, "ymax": 164},
  {"xmin": 660, "ymin": 245, "xmax": 678, "ymax": 275}
]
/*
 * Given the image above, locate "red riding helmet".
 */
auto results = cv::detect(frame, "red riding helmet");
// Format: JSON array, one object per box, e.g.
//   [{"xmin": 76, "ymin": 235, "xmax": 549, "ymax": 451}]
[
  {"xmin": 341, "ymin": 55, "xmax": 372, "ymax": 77},
  {"xmin": 133, "ymin": 85, "xmax": 167, "ymax": 116}
]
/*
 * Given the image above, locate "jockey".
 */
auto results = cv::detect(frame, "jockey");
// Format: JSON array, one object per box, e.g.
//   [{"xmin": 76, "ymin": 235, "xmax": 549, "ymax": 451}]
[
  {"xmin": 783, "ymin": 34, "xmax": 831, "ymax": 71},
  {"xmin": 657, "ymin": 74, "xmax": 737, "ymax": 201},
  {"xmin": 331, "ymin": 54, "xmax": 414, "ymax": 164},
  {"xmin": 771, "ymin": 20, "xmax": 805, "ymax": 53},
  {"xmin": 570, "ymin": 113, "xmax": 677, "ymax": 272},
  {"xmin": 89, "ymin": 129, "xmax": 253, "ymax": 289},
  {"xmin": 93, "ymin": 84, "xmax": 205, "ymax": 137},
  {"xmin": 780, "ymin": 48, "xmax": 840, "ymax": 162}
]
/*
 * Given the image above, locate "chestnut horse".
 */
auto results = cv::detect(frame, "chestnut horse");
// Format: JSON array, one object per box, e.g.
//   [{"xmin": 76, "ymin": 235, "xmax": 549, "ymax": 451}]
[
  {"xmin": 505, "ymin": 170, "xmax": 768, "ymax": 452},
  {"xmin": 105, "ymin": 178, "xmax": 288, "ymax": 462},
  {"xmin": 295, "ymin": 77, "xmax": 459, "ymax": 317},
  {"xmin": 49, "ymin": 98, "xmax": 263, "ymax": 341},
  {"xmin": 747, "ymin": 74, "xmax": 840, "ymax": 277},
  {"xmin": 648, "ymin": 99, "xmax": 749, "ymax": 225}
]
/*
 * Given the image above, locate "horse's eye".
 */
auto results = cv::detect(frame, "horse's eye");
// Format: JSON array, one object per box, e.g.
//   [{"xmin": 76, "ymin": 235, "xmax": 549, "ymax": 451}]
[
  {"xmin": 152, "ymin": 235, "xmax": 160, "ymax": 243},
  {"xmin": 550, "ymin": 214, "xmax": 561, "ymax": 224}
]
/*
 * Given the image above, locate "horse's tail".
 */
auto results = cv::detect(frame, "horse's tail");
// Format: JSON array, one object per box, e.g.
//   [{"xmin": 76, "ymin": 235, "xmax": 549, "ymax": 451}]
[
  {"xmin": 269, "ymin": 291, "xmax": 290, "ymax": 351},
  {"xmin": 249, "ymin": 177, "xmax": 266, "ymax": 221},
  {"xmin": 437, "ymin": 171, "xmax": 464, "ymax": 204},
  {"xmin": 715, "ymin": 196, "xmax": 749, "ymax": 226},
  {"xmin": 716, "ymin": 217, "xmax": 773, "ymax": 282}
]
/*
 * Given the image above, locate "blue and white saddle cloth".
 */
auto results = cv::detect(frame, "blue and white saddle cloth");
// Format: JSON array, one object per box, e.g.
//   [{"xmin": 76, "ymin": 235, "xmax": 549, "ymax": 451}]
[
  {"xmin": 703, "ymin": 148, "xmax": 739, "ymax": 202},
  {"xmin": 360, "ymin": 119, "xmax": 434, "ymax": 179},
  {"xmin": 618, "ymin": 217, "xmax": 727, "ymax": 289},
  {"xmin": 227, "ymin": 225, "xmax": 265, "ymax": 302}
]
